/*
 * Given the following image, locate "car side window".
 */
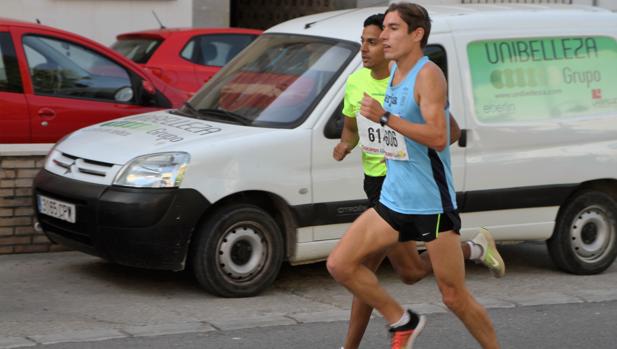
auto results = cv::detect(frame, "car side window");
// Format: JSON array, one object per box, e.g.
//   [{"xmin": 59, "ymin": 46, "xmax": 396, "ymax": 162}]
[
  {"xmin": 22, "ymin": 35, "xmax": 135, "ymax": 103},
  {"xmin": 0, "ymin": 32, "xmax": 23, "ymax": 93},
  {"xmin": 182, "ymin": 34, "xmax": 256, "ymax": 67},
  {"xmin": 180, "ymin": 40, "xmax": 195, "ymax": 61}
]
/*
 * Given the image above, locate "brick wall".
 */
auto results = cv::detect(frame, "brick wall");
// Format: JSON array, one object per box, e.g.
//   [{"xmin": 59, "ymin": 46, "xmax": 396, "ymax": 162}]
[{"xmin": 0, "ymin": 153, "xmax": 68, "ymax": 255}]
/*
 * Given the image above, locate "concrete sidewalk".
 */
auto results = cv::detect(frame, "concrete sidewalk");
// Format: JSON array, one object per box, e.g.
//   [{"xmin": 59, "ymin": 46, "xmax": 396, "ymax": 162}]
[{"xmin": 1, "ymin": 243, "xmax": 616, "ymax": 348}]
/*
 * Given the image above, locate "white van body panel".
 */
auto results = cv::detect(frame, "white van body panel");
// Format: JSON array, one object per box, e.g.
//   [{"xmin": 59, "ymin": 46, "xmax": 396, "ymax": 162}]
[
  {"xmin": 54, "ymin": 111, "xmax": 269, "ymax": 166},
  {"xmin": 448, "ymin": 23, "xmax": 617, "ymax": 240},
  {"xmin": 51, "ymin": 111, "xmax": 314, "ymax": 207},
  {"xmin": 181, "ymin": 127, "xmax": 312, "ymax": 206},
  {"xmin": 269, "ymin": 5, "xmax": 617, "ymax": 264}
]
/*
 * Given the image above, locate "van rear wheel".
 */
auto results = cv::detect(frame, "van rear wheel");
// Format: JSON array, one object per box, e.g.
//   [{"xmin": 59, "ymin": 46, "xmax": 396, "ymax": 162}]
[
  {"xmin": 191, "ymin": 204, "xmax": 284, "ymax": 297},
  {"xmin": 547, "ymin": 191, "xmax": 617, "ymax": 275}
]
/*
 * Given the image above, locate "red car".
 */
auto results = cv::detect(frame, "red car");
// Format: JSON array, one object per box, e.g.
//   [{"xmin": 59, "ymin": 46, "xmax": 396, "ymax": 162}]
[
  {"xmin": 112, "ymin": 27, "xmax": 262, "ymax": 94},
  {"xmin": 0, "ymin": 18, "xmax": 188, "ymax": 144}
]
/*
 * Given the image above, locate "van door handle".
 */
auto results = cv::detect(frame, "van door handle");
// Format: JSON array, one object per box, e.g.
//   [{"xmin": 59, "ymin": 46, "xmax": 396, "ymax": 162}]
[
  {"xmin": 458, "ymin": 129, "xmax": 467, "ymax": 148},
  {"xmin": 37, "ymin": 108, "xmax": 56, "ymax": 119}
]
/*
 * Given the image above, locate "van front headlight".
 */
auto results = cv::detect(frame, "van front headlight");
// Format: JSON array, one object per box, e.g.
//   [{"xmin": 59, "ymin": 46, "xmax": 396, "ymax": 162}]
[{"xmin": 113, "ymin": 152, "xmax": 190, "ymax": 188}]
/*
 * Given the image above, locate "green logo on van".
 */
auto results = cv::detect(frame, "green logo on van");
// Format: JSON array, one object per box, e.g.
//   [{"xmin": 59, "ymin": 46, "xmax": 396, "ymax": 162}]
[
  {"xmin": 100, "ymin": 121, "xmax": 157, "ymax": 130},
  {"xmin": 468, "ymin": 36, "xmax": 617, "ymax": 123}
]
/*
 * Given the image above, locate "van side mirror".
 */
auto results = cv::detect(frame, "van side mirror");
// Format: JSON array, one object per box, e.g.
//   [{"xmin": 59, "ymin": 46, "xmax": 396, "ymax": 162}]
[{"xmin": 324, "ymin": 101, "xmax": 344, "ymax": 139}]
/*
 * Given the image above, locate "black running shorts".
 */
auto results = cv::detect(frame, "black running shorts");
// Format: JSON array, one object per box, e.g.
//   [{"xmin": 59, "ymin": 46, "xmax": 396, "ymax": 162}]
[
  {"xmin": 374, "ymin": 202, "xmax": 461, "ymax": 242},
  {"xmin": 363, "ymin": 175, "xmax": 386, "ymax": 208}
]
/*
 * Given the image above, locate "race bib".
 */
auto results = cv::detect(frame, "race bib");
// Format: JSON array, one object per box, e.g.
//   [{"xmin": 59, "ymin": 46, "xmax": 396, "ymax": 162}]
[{"xmin": 357, "ymin": 113, "xmax": 409, "ymax": 161}]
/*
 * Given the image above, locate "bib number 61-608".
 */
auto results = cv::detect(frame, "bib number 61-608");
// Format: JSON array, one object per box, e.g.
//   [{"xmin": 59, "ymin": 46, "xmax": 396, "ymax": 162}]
[{"xmin": 357, "ymin": 113, "xmax": 409, "ymax": 161}]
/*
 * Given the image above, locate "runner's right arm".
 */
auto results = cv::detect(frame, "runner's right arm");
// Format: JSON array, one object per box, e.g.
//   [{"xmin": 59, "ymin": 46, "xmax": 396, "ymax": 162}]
[{"xmin": 333, "ymin": 116, "xmax": 359, "ymax": 161}]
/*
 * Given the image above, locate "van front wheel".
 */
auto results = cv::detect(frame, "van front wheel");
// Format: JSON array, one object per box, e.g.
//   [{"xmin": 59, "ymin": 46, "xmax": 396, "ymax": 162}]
[
  {"xmin": 547, "ymin": 191, "xmax": 617, "ymax": 275},
  {"xmin": 192, "ymin": 204, "xmax": 284, "ymax": 297}
]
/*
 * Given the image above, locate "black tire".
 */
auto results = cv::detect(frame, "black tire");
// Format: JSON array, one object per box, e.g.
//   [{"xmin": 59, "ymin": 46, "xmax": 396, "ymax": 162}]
[
  {"xmin": 547, "ymin": 190, "xmax": 617, "ymax": 275},
  {"xmin": 191, "ymin": 204, "xmax": 284, "ymax": 297}
]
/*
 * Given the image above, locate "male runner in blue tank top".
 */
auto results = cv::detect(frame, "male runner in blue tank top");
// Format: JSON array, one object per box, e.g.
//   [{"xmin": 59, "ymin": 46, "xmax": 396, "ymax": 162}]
[
  {"xmin": 333, "ymin": 12, "xmax": 503, "ymax": 349},
  {"xmin": 328, "ymin": 3, "xmax": 500, "ymax": 348}
]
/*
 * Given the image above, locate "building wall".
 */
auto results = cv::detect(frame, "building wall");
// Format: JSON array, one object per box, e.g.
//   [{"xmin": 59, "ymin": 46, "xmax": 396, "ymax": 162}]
[
  {"xmin": 0, "ymin": 0, "xmax": 192, "ymax": 46},
  {"xmin": 193, "ymin": 0, "xmax": 231, "ymax": 27},
  {"xmin": 230, "ymin": 0, "xmax": 358, "ymax": 30},
  {"xmin": 0, "ymin": 151, "xmax": 67, "ymax": 254},
  {"xmin": 1, "ymin": 0, "xmax": 613, "ymax": 46}
]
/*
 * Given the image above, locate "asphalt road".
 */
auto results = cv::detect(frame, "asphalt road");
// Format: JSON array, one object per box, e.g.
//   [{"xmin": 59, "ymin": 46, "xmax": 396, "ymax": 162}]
[
  {"xmin": 35, "ymin": 301, "xmax": 617, "ymax": 348},
  {"xmin": 1, "ymin": 241, "xmax": 616, "ymax": 348}
]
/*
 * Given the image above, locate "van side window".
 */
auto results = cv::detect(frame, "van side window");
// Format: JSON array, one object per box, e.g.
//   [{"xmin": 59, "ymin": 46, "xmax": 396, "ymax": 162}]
[
  {"xmin": 22, "ymin": 35, "xmax": 134, "ymax": 103},
  {"xmin": 181, "ymin": 34, "xmax": 256, "ymax": 67},
  {"xmin": 324, "ymin": 101, "xmax": 344, "ymax": 139},
  {"xmin": 0, "ymin": 32, "xmax": 23, "ymax": 93},
  {"xmin": 468, "ymin": 36, "xmax": 617, "ymax": 123},
  {"xmin": 425, "ymin": 44, "xmax": 447, "ymax": 80}
]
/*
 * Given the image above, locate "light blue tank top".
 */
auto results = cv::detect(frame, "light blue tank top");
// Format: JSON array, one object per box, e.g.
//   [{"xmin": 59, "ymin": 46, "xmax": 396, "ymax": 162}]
[{"xmin": 379, "ymin": 56, "xmax": 458, "ymax": 214}]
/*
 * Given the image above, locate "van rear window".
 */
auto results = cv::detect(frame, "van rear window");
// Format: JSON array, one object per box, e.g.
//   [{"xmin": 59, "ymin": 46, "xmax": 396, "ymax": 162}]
[{"xmin": 467, "ymin": 36, "xmax": 617, "ymax": 123}]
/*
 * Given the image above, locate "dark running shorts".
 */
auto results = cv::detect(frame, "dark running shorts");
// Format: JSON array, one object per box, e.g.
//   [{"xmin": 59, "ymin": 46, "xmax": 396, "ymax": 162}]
[
  {"xmin": 363, "ymin": 175, "xmax": 386, "ymax": 208},
  {"xmin": 374, "ymin": 202, "xmax": 461, "ymax": 242}
]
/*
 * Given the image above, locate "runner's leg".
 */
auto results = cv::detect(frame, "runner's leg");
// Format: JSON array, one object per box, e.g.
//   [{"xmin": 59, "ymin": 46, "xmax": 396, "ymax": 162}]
[
  {"xmin": 327, "ymin": 208, "xmax": 406, "ymax": 324},
  {"xmin": 426, "ymin": 231, "xmax": 500, "ymax": 349},
  {"xmin": 344, "ymin": 241, "xmax": 433, "ymax": 349},
  {"xmin": 387, "ymin": 241, "xmax": 430, "ymax": 284},
  {"xmin": 341, "ymin": 226, "xmax": 493, "ymax": 348},
  {"xmin": 343, "ymin": 251, "xmax": 386, "ymax": 349}
]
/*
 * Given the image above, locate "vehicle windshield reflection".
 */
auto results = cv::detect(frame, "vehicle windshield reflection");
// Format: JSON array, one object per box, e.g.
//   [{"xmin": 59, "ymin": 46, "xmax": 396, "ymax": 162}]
[{"xmin": 183, "ymin": 34, "xmax": 357, "ymax": 128}]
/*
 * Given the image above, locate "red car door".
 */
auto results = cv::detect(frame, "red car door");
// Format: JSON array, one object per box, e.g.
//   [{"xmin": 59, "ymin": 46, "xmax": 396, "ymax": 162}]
[
  {"xmin": 0, "ymin": 28, "xmax": 30, "ymax": 143},
  {"xmin": 12, "ymin": 27, "xmax": 159, "ymax": 143}
]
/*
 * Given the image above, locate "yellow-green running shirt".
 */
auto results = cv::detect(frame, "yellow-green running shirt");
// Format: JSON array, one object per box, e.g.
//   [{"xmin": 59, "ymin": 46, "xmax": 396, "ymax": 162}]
[{"xmin": 342, "ymin": 67, "xmax": 388, "ymax": 177}]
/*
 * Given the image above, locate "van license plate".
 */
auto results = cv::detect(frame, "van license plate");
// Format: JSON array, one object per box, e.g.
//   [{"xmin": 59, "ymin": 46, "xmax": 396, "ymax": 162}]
[{"xmin": 37, "ymin": 195, "xmax": 76, "ymax": 223}]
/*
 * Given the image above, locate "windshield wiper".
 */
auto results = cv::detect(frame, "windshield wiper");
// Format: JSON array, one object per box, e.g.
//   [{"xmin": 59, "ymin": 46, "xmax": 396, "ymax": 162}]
[
  {"xmin": 182, "ymin": 101, "xmax": 200, "ymax": 115},
  {"xmin": 170, "ymin": 101, "xmax": 200, "ymax": 117},
  {"xmin": 197, "ymin": 108, "xmax": 252, "ymax": 126}
]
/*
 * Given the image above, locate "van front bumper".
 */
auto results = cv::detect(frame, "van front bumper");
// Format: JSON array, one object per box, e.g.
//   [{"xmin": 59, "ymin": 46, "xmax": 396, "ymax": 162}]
[{"xmin": 33, "ymin": 170, "xmax": 210, "ymax": 271}]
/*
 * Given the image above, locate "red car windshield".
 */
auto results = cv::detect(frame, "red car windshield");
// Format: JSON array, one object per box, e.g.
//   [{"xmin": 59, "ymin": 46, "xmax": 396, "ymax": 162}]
[
  {"xmin": 183, "ymin": 34, "xmax": 358, "ymax": 128},
  {"xmin": 112, "ymin": 38, "xmax": 162, "ymax": 64}
]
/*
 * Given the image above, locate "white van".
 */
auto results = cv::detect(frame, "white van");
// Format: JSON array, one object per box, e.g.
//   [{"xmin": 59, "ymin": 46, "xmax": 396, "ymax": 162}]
[{"xmin": 33, "ymin": 5, "xmax": 617, "ymax": 297}]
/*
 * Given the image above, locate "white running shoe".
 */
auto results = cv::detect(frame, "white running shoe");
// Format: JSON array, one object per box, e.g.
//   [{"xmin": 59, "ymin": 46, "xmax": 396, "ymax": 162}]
[{"xmin": 471, "ymin": 228, "xmax": 505, "ymax": 278}]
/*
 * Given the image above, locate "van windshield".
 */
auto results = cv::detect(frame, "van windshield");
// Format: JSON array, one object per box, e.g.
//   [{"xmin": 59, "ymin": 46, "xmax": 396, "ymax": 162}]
[{"xmin": 180, "ymin": 33, "xmax": 357, "ymax": 128}]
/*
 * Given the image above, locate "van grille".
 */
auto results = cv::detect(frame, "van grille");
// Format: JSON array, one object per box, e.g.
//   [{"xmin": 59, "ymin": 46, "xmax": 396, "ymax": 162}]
[
  {"xmin": 53, "ymin": 153, "xmax": 111, "ymax": 176},
  {"xmin": 46, "ymin": 152, "xmax": 121, "ymax": 185}
]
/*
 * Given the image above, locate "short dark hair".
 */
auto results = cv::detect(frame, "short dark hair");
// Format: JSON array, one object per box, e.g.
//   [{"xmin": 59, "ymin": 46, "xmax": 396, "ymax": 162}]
[
  {"xmin": 363, "ymin": 13, "xmax": 384, "ymax": 30},
  {"xmin": 385, "ymin": 2, "xmax": 431, "ymax": 48}
]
